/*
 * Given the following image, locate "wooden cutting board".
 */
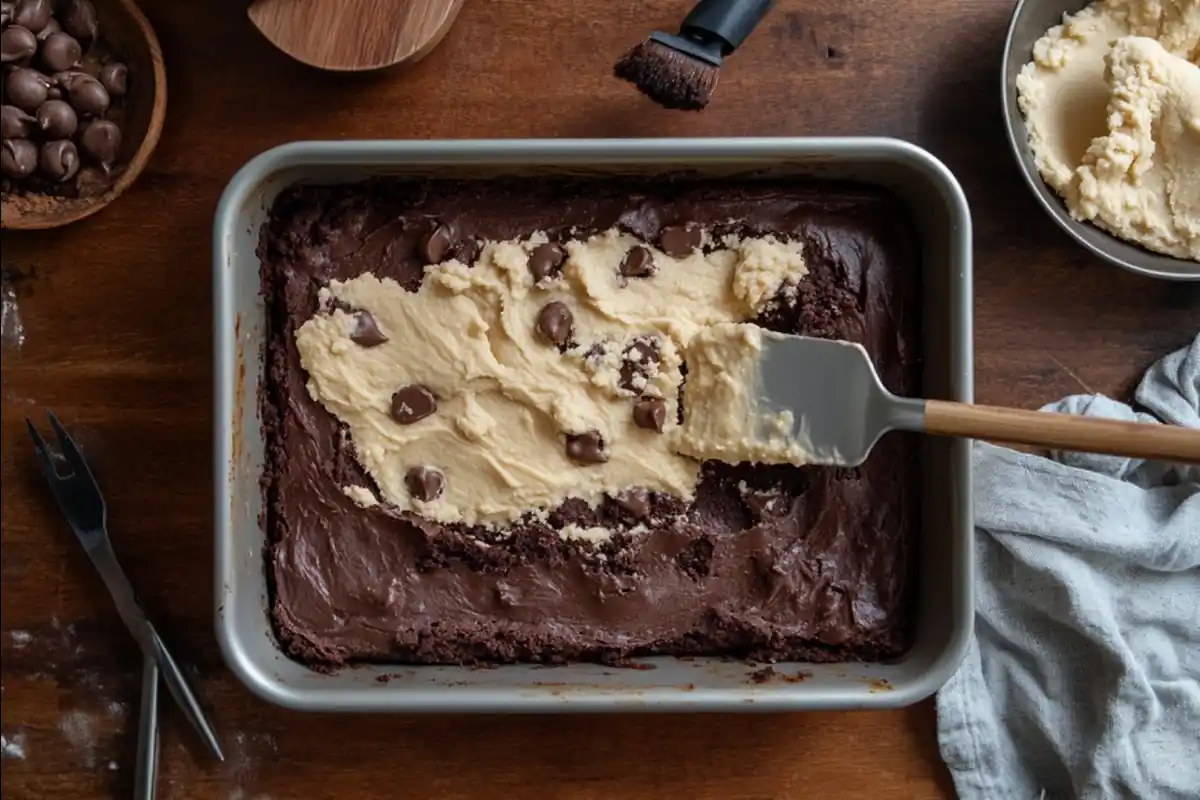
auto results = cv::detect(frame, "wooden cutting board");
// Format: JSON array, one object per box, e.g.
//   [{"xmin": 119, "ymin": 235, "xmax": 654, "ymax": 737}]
[{"xmin": 247, "ymin": 0, "xmax": 466, "ymax": 72}]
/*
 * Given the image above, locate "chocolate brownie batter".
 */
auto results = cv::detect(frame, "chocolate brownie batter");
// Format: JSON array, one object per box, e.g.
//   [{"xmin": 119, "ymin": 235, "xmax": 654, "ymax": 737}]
[{"xmin": 259, "ymin": 176, "xmax": 922, "ymax": 667}]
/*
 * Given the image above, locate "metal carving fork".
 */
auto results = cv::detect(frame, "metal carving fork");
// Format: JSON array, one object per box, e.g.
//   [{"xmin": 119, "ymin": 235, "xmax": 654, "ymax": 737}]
[{"xmin": 27, "ymin": 411, "xmax": 224, "ymax": 798}]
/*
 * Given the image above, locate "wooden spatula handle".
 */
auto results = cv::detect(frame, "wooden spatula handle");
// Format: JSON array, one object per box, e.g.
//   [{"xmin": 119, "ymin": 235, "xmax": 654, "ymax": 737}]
[{"xmin": 924, "ymin": 399, "xmax": 1200, "ymax": 462}]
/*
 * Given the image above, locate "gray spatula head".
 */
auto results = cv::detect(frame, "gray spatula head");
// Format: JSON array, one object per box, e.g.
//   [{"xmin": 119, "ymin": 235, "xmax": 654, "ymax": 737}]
[{"xmin": 759, "ymin": 333, "xmax": 926, "ymax": 467}]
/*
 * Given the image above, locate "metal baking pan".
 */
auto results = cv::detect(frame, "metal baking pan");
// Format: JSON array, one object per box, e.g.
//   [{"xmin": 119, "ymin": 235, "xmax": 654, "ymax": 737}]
[{"xmin": 213, "ymin": 138, "xmax": 974, "ymax": 712}]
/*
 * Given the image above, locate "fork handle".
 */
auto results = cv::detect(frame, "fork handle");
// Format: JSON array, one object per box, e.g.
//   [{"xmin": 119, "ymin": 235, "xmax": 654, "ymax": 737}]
[
  {"xmin": 924, "ymin": 400, "xmax": 1200, "ymax": 462},
  {"xmin": 134, "ymin": 653, "xmax": 160, "ymax": 800}
]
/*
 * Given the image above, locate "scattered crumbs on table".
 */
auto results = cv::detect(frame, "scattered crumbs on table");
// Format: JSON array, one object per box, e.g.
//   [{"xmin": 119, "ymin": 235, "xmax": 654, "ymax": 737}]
[
  {"xmin": 1, "ymin": 731, "xmax": 28, "ymax": 760},
  {"xmin": 58, "ymin": 709, "xmax": 97, "ymax": 768},
  {"xmin": 1, "ymin": 268, "xmax": 27, "ymax": 351}
]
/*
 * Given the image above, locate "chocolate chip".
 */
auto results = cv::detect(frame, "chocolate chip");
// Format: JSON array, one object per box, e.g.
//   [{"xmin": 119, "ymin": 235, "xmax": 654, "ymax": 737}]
[
  {"xmin": 527, "ymin": 242, "xmax": 565, "ymax": 282},
  {"xmin": 78, "ymin": 118, "xmax": 119, "ymax": 164},
  {"xmin": 632, "ymin": 397, "xmax": 667, "ymax": 433},
  {"xmin": 565, "ymin": 430, "xmax": 608, "ymax": 464},
  {"xmin": 0, "ymin": 138, "xmax": 36, "ymax": 178},
  {"xmin": 34, "ymin": 17, "xmax": 59, "ymax": 41},
  {"xmin": 1, "ymin": 25, "xmax": 37, "ymax": 63},
  {"xmin": 535, "ymin": 301, "xmax": 573, "ymax": 348},
  {"xmin": 405, "ymin": 466, "xmax": 444, "ymax": 502},
  {"xmin": 39, "ymin": 138, "xmax": 78, "ymax": 181},
  {"xmin": 35, "ymin": 98, "xmax": 75, "ymax": 138},
  {"xmin": 38, "ymin": 31, "xmax": 81, "ymax": 72},
  {"xmin": 390, "ymin": 385, "xmax": 437, "ymax": 425},
  {"xmin": 619, "ymin": 245, "xmax": 655, "ymax": 279},
  {"xmin": 61, "ymin": 72, "xmax": 107, "ymax": 116},
  {"xmin": 58, "ymin": 0, "xmax": 97, "ymax": 41},
  {"xmin": 618, "ymin": 338, "xmax": 661, "ymax": 392},
  {"xmin": 349, "ymin": 311, "xmax": 388, "ymax": 347},
  {"xmin": 5, "ymin": 67, "xmax": 51, "ymax": 111},
  {"xmin": 613, "ymin": 487, "xmax": 651, "ymax": 520},
  {"xmin": 419, "ymin": 221, "xmax": 456, "ymax": 264},
  {"xmin": 659, "ymin": 224, "xmax": 703, "ymax": 257},
  {"xmin": 12, "ymin": 0, "xmax": 52, "ymax": 34},
  {"xmin": 0, "ymin": 104, "xmax": 36, "ymax": 138},
  {"xmin": 99, "ymin": 61, "xmax": 127, "ymax": 97}
]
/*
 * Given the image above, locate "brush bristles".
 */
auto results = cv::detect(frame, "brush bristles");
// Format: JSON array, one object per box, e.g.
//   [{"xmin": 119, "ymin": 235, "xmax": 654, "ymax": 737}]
[{"xmin": 613, "ymin": 39, "xmax": 719, "ymax": 111}]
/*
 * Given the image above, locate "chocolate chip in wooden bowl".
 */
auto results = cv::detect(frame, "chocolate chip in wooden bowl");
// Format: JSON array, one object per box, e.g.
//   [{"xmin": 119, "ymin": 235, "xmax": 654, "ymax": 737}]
[
  {"xmin": 0, "ymin": 104, "xmax": 37, "ymax": 138},
  {"xmin": 1, "ymin": 24, "xmax": 38, "ymax": 62},
  {"xmin": 618, "ymin": 337, "xmax": 661, "ymax": 392},
  {"xmin": 390, "ymin": 385, "xmax": 437, "ymax": 425},
  {"xmin": 98, "ymin": 61, "xmax": 127, "ymax": 97},
  {"xmin": 35, "ymin": 98, "xmax": 76, "ymax": 138},
  {"xmin": 612, "ymin": 487, "xmax": 651, "ymax": 521},
  {"xmin": 39, "ymin": 139, "xmax": 78, "ymax": 181},
  {"xmin": 565, "ymin": 430, "xmax": 608, "ymax": 464},
  {"xmin": 34, "ymin": 17, "xmax": 60, "ymax": 41},
  {"xmin": 658, "ymin": 223, "xmax": 703, "ymax": 258},
  {"xmin": 12, "ymin": 0, "xmax": 53, "ymax": 34},
  {"xmin": 59, "ymin": 71, "xmax": 109, "ymax": 116},
  {"xmin": 349, "ymin": 310, "xmax": 388, "ymax": 347},
  {"xmin": 419, "ymin": 221, "xmax": 456, "ymax": 264},
  {"xmin": 78, "ymin": 118, "xmax": 120, "ymax": 165},
  {"xmin": 632, "ymin": 397, "xmax": 667, "ymax": 433},
  {"xmin": 0, "ymin": 138, "xmax": 37, "ymax": 178},
  {"xmin": 535, "ymin": 301, "xmax": 574, "ymax": 348},
  {"xmin": 58, "ymin": 0, "xmax": 98, "ymax": 42},
  {"xmin": 405, "ymin": 466, "xmax": 444, "ymax": 502},
  {"xmin": 619, "ymin": 245, "xmax": 655, "ymax": 279},
  {"xmin": 5, "ymin": 67, "xmax": 52, "ymax": 111},
  {"xmin": 527, "ymin": 242, "xmax": 566, "ymax": 283},
  {"xmin": 38, "ymin": 31, "xmax": 81, "ymax": 72}
]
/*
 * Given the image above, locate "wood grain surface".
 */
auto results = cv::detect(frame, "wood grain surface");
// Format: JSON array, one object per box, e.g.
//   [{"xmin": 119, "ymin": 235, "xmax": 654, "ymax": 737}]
[
  {"xmin": 248, "ymin": 0, "xmax": 465, "ymax": 72},
  {"xmin": 1, "ymin": 1, "xmax": 1195, "ymax": 798}
]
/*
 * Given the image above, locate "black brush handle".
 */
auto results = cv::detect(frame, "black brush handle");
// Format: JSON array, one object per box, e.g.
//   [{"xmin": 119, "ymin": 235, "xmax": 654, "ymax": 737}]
[{"xmin": 681, "ymin": 0, "xmax": 775, "ymax": 53}]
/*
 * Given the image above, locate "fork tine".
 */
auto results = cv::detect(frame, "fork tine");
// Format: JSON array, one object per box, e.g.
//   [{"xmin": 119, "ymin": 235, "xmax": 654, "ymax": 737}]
[
  {"xmin": 45, "ymin": 410, "xmax": 94, "ymax": 482},
  {"xmin": 26, "ymin": 418, "xmax": 60, "ymax": 484}
]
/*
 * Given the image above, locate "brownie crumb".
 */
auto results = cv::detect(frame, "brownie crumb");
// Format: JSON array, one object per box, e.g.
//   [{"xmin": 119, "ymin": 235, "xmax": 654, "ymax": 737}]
[{"xmin": 677, "ymin": 537, "xmax": 715, "ymax": 579}]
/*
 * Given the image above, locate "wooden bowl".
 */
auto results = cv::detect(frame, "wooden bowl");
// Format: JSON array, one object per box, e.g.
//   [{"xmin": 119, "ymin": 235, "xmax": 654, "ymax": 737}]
[
  {"xmin": 248, "ymin": 0, "xmax": 465, "ymax": 72},
  {"xmin": 1, "ymin": 0, "xmax": 167, "ymax": 230}
]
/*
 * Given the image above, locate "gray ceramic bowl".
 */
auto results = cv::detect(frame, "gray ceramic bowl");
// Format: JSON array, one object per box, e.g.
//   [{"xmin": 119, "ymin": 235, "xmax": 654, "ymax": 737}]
[{"xmin": 1002, "ymin": 0, "xmax": 1200, "ymax": 281}]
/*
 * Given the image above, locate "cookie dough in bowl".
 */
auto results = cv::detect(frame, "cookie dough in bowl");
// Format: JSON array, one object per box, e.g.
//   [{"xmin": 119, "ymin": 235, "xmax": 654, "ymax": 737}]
[{"xmin": 1015, "ymin": 0, "xmax": 1199, "ymax": 264}]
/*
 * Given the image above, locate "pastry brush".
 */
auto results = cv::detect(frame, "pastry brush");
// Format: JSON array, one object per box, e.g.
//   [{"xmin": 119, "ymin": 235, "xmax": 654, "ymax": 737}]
[{"xmin": 614, "ymin": 0, "xmax": 775, "ymax": 111}]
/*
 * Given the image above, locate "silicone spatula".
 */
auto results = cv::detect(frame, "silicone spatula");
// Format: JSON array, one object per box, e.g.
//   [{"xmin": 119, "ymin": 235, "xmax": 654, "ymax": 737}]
[{"xmin": 748, "ymin": 333, "xmax": 1200, "ymax": 465}]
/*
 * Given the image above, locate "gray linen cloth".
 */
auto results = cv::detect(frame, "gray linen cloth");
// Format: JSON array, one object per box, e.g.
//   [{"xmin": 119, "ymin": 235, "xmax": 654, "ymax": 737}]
[{"xmin": 937, "ymin": 333, "xmax": 1200, "ymax": 800}]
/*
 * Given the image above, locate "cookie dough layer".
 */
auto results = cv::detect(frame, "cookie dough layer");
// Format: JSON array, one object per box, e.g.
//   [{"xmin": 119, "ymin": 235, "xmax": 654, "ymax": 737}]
[
  {"xmin": 675, "ymin": 323, "xmax": 810, "ymax": 465},
  {"xmin": 260, "ymin": 177, "xmax": 922, "ymax": 667},
  {"xmin": 1016, "ymin": 0, "xmax": 1200, "ymax": 262},
  {"xmin": 296, "ymin": 230, "xmax": 806, "ymax": 528}
]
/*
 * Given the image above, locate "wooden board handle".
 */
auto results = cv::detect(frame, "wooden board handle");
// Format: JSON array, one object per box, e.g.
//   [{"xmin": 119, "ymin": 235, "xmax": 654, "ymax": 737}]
[{"xmin": 924, "ymin": 399, "xmax": 1200, "ymax": 463}]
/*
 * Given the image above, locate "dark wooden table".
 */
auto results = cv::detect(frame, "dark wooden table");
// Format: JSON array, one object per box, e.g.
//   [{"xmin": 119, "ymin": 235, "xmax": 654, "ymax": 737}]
[{"xmin": 2, "ymin": 1, "xmax": 1195, "ymax": 797}]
